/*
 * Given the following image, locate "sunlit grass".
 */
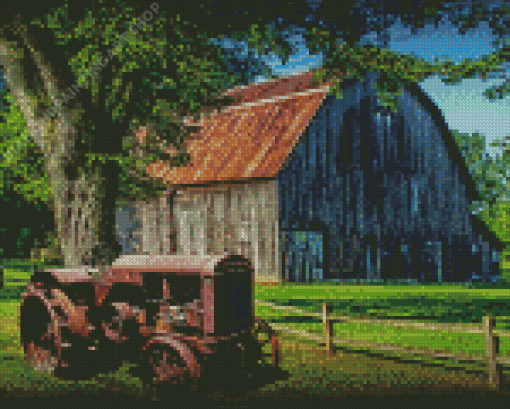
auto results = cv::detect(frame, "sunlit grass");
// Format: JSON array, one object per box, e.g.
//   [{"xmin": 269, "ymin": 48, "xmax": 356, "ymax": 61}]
[
  {"xmin": 1, "ymin": 279, "xmax": 510, "ymax": 396},
  {"xmin": 254, "ymin": 304, "xmax": 510, "ymax": 358},
  {"xmin": 254, "ymin": 284, "xmax": 510, "ymax": 301}
]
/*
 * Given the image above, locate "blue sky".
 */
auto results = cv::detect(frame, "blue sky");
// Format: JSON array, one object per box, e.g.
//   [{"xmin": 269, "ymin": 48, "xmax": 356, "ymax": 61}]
[{"xmin": 239, "ymin": 17, "xmax": 510, "ymax": 157}]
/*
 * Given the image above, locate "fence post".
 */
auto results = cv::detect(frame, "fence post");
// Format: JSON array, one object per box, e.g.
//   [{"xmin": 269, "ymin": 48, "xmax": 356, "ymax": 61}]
[
  {"xmin": 323, "ymin": 302, "xmax": 333, "ymax": 353},
  {"xmin": 270, "ymin": 328, "xmax": 280, "ymax": 367},
  {"xmin": 483, "ymin": 314, "xmax": 499, "ymax": 388}
]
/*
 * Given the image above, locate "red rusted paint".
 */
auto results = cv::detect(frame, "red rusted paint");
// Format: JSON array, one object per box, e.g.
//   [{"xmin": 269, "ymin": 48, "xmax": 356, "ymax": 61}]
[
  {"xmin": 182, "ymin": 299, "xmax": 201, "ymax": 328},
  {"xmin": 49, "ymin": 288, "xmax": 92, "ymax": 336},
  {"xmin": 202, "ymin": 277, "xmax": 214, "ymax": 335},
  {"xmin": 101, "ymin": 270, "xmax": 144, "ymax": 286},
  {"xmin": 143, "ymin": 70, "xmax": 336, "ymax": 187},
  {"xmin": 94, "ymin": 284, "xmax": 112, "ymax": 307},
  {"xmin": 44, "ymin": 268, "xmax": 91, "ymax": 283},
  {"xmin": 221, "ymin": 71, "xmax": 319, "ymax": 104}
]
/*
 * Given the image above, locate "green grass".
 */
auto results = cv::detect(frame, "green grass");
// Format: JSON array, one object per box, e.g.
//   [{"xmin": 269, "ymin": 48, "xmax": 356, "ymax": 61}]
[
  {"xmin": 2, "ymin": 278, "xmax": 510, "ymax": 397},
  {"xmin": 1, "ymin": 295, "xmax": 501, "ymax": 398},
  {"xmin": 254, "ymin": 284, "xmax": 510, "ymax": 369},
  {"xmin": 2, "ymin": 269, "xmax": 32, "ymax": 289},
  {"xmin": 255, "ymin": 283, "xmax": 510, "ymax": 301},
  {"xmin": 254, "ymin": 304, "xmax": 510, "ymax": 358}
]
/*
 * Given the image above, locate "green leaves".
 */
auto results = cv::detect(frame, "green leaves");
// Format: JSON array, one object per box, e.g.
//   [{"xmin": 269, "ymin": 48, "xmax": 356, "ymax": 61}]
[
  {"xmin": 452, "ymin": 129, "xmax": 509, "ymax": 215},
  {"xmin": 0, "ymin": 95, "xmax": 53, "ymax": 204},
  {"xmin": 318, "ymin": 37, "xmax": 510, "ymax": 115}
]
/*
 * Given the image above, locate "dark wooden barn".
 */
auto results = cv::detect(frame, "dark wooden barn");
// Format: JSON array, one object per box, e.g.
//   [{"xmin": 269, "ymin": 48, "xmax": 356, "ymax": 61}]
[{"xmin": 277, "ymin": 72, "xmax": 503, "ymax": 283}]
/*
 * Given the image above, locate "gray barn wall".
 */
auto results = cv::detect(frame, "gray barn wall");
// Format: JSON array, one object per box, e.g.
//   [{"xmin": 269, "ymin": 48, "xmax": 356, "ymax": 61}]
[{"xmin": 116, "ymin": 180, "xmax": 281, "ymax": 283}]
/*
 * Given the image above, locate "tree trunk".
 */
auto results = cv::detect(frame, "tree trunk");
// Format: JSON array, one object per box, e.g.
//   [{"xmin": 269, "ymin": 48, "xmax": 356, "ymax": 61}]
[
  {"xmin": 46, "ymin": 153, "xmax": 122, "ymax": 269},
  {"xmin": 1, "ymin": 36, "xmax": 121, "ymax": 270}
]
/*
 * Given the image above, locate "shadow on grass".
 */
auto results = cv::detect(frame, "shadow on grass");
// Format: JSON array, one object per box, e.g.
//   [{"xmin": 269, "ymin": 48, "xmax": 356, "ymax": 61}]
[
  {"xmin": 328, "ymin": 344, "xmax": 494, "ymax": 378},
  {"xmin": 3, "ymin": 382, "xmax": 510, "ymax": 409}
]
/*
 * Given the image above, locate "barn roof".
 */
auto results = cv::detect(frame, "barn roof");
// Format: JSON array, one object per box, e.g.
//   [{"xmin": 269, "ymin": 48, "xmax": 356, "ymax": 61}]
[
  {"xmin": 142, "ymin": 70, "xmax": 481, "ymax": 206},
  {"xmin": 144, "ymin": 70, "xmax": 331, "ymax": 186}
]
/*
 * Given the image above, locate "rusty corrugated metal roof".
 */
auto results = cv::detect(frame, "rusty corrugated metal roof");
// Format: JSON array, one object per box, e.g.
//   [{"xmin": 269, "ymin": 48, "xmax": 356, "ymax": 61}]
[{"xmin": 144, "ymin": 71, "xmax": 331, "ymax": 186}]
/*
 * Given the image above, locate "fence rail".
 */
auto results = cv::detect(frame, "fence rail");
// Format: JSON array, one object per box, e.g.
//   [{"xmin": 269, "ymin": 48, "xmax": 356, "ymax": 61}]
[{"xmin": 255, "ymin": 300, "xmax": 510, "ymax": 389}]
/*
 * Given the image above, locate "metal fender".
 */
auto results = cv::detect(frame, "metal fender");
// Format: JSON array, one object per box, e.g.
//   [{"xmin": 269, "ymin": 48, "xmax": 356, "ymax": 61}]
[{"xmin": 23, "ymin": 284, "xmax": 93, "ymax": 337}]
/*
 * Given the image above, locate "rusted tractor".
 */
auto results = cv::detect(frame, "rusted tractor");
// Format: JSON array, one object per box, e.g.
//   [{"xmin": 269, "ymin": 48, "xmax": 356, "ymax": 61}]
[{"xmin": 19, "ymin": 254, "xmax": 281, "ymax": 392}]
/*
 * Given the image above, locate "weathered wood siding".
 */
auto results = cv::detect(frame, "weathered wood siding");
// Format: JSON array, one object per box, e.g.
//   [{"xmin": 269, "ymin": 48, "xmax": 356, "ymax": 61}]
[
  {"xmin": 277, "ymin": 73, "xmax": 503, "ymax": 282},
  {"xmin": 172, "ymin": 180, "xmax": 280, "ymax": 283},
  {"xmin": 116, "ymin": 194, "xmax": 174, "ymax": 256},
  {"xmin": 117, "ymin": 180, "xmax": 281, "ymax": 283}
]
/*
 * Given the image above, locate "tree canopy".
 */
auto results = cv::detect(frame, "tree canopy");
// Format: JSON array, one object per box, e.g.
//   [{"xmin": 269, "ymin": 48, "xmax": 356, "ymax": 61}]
[{"xmin": 1, "ymin": 0, "xmax": 509, "ymax": 266}]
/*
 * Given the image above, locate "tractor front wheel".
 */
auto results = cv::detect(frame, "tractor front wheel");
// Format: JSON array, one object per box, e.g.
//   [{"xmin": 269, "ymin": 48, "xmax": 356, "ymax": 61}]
[
  {"xmin": 20, "ymin": 296, "xmax": 60, "ymax": 375},
  {"xmin": 138, "ymin": 338, "xmax": 199, "ymax": 391}
]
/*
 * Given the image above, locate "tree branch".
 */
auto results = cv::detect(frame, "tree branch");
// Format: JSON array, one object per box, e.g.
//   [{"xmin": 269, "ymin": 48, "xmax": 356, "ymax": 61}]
[{"xmin": 22, "ymin": 30, "xmax": 64, "ymax": 111}]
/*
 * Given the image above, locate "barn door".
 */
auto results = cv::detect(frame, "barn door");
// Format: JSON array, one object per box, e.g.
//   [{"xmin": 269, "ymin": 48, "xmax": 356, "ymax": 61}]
[{"xmin": 283, "ymin": 231, "xmax": 324, "ymax": 282}]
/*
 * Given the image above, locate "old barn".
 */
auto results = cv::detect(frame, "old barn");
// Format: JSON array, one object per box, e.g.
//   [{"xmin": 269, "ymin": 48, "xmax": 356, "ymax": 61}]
[{"xmin": 115, "ymin": 70, "xmax": 503, "ymax": 284}]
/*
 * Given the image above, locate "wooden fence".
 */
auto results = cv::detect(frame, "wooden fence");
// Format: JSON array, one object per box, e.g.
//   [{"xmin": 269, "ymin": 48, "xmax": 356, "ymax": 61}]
[{"xmin": 255, "ymin": 301, "xmax": 510, "ymax": 389}]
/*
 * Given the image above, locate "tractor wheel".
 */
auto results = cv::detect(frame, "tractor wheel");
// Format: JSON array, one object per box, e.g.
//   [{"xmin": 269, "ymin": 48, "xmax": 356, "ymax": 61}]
[
  {"xmin": 20, "ymin": 293, "xmax": 98, "ymax": 380},
  {"xmin": 20, "ymin": 296, "xmax": 60, "ymax": 375},
  {"xmin": 138, "ymin": 339, "xmax": 199, "ymax": 391}
]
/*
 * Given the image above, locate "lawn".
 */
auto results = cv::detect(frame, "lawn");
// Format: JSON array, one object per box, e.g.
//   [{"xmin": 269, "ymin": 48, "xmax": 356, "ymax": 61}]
[
  {"xmin": 254, "ymin": 282, "xmax": 510, "ymax": 376},
  {"xmin": 1, "ymin": 274, "xmax": 510, "ymax": 400}
]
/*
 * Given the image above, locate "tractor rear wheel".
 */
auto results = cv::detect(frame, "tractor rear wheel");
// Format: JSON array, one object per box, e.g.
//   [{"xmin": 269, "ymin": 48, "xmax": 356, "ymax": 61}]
[{"xmin": 20, "ymin": 293, "xmax": 99, "ymax": 380}]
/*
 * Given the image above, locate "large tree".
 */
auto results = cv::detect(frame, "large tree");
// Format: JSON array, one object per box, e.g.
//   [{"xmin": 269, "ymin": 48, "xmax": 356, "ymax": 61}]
[
  {"xmin": 0, "ymin": 0, "xmax": 306, "ymax": 269},
  {"xmin": 1, "ymin": 0, "xmax": 509, "ymax": 270}
]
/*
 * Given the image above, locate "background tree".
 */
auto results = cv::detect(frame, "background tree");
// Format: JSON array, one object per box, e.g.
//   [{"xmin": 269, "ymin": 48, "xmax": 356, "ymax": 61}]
[{"xmin": 0, "ymin": 70, "xmax": 57, "ymax": 262}]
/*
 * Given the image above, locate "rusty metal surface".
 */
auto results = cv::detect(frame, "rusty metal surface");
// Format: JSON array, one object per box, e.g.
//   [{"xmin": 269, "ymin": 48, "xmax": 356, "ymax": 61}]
[
  {"xmin": 23, "ymin": 284, "xmax": 93, "ymax": 337},
  {"xmin": 145, "ymin": 73, "xmax": 330, "ymax": 186},
  {"xmin": 24, "ymin": 255, "xmax": 264, "ymax": 387}
]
